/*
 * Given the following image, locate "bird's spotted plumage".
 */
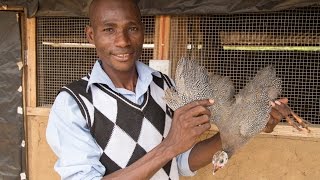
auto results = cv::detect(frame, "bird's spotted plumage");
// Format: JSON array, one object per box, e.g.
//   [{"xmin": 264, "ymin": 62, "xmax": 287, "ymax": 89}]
[{"xmin": 164, "ymin": 58, "xmax": 282, "ymax": 171}]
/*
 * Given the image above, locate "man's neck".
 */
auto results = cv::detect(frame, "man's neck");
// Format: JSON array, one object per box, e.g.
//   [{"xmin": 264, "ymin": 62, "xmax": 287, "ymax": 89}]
[{"xmin": 105, "ymin": 68, "xmax": 138, "ymax": 92}]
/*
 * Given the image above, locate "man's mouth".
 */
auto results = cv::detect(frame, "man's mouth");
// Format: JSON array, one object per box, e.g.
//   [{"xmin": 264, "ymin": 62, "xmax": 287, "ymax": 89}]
[
  {"xmin": 115, "ymin": 54, "xmax": 130, "ymax": 58},
  {"xmin": 112, "ymin": 53, "xmax": 134, "ymax": 61}
]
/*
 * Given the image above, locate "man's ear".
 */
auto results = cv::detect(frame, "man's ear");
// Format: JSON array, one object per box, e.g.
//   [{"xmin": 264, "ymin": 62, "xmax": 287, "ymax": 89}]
[{"xmin": 85, "ymin": 25, "xmax": 95, "ymax": 44}]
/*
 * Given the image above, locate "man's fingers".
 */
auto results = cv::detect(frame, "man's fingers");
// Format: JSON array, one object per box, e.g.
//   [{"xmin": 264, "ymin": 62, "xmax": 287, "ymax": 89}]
[
  {"xmin": 265, "ymin": 98, "xmax": 291, "ymax": 133},
  {"xmin": 270, "ymin": 108, "xmax": 284, "ymax": 121},
  {"xmin": 275, "ymin": 98, "xmax": 288, "ymax": 105},
  {"xmin": 263, "ymin": 116, "xmax": 276, "ymax": 133},
  {"xmin": 270, "ymin": 100, "xmax": 291, "ymax": 117},
  {"xmin": 192, "ymin": 114, "xmax": 210, "ymax": 126},
  {"xmin": 194, "ymin": 122, "xmax": 211, "ymax": 134},
  {"xmin": 188, "ymin": 105, "xmax": 211, "ymax": 118}
]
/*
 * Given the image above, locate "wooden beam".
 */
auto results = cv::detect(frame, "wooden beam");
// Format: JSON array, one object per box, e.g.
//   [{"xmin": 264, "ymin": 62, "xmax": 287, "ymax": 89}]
[
  {"xmin": 0, "ymin": 6, "xmax": 24, "ymax": 11},
  {"xmin": 26, "ymin": 106, "xmax": 320, "ymax": 138},
  {"xmin": 26, "ymin": 107, "xmax": 51, "ymax": 117},
  {"xmin": 40, "ymin": 34, "xmax": 154, "ymax": 45},
  {"xmin": 262, "ymin": 124, "xmax": 320, "ymax": 138},
  {"xmin": 26, "ymin": 115, "xmax": 60, "ymax": 180},
  {"xmin": 26, "ymin": 18, "xmax": 37, "ymax": 107},
  {"xmin": 219, "ymin": 32, "xmax": 320, "ymax": 46},
  {"xmin": 155, "ymin": 15, "xmax": 171, "ymax": 60},
  {"xmin": 210, "ymin": 123, "xmax": 320, "ymax": 138},
  {"xmin": 19, "ymin": 12, "xmax": 29, "ymax": 178}
]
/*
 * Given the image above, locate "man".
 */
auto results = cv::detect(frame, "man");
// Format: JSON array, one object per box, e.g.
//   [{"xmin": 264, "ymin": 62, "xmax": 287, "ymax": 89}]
[{"xmin": 46, "ymin": 0, "xmax": 289, "ymax": 179}]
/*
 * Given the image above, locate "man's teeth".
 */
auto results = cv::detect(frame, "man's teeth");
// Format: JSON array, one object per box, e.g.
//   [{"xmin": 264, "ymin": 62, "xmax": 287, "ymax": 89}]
[{"xmin": 116, "ymin": 54, "xmax": 129, "ymax": 58}]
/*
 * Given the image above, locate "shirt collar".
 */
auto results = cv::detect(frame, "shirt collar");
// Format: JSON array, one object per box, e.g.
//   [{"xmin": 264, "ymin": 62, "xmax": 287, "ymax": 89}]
[{"xmin": 86, "ymin": 60, "xmax": 161, "ymax": 93}]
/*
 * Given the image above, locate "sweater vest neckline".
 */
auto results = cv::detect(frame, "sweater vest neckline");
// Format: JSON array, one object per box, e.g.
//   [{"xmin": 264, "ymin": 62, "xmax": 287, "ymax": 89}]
[{"xmin": 95, "ymin": 82, "xmax": 150, "ymax": 111}]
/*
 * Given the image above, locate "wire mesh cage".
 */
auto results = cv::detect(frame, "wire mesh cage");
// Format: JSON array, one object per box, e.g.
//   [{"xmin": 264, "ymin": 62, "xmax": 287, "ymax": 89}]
[
  {"xmin": 169, "ymin": 6, "xmax": 320, "ymax": 124},
  {"xmin": 36, "ymin": 7, "xmax": 320, "ymax": 124},
  {"xmin": 36, "ymin": 16, "xmax": 156, "ymax": 106}
]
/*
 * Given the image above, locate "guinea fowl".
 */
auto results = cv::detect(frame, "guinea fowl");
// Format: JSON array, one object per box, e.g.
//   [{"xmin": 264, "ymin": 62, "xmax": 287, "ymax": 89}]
[{"xmin": 164, "ymin": 58, "xmax": 309, "ymax": 174}]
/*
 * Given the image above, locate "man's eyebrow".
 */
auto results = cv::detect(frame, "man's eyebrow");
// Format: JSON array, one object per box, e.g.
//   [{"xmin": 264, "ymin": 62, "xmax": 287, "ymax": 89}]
[
  {"xmin": 102, "ymin": 19, "xmax": 142, "ymax": 25},
  {"xmin": 127, "ymin": 21, "xmax": 142, "ymax": 25},
  {"xmin": 102, "ymin": 21, "xmax": 116, "ymax": 26}
]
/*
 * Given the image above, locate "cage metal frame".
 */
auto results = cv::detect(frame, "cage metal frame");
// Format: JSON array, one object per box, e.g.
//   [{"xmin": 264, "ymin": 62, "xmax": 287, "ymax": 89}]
[
  {"xmin": 169, "ymin": 7, "xmax": 320, "ymax": 125},
  {"xmin": 37, "ymin": 7, "xmax": 320, "ymax": 127}
]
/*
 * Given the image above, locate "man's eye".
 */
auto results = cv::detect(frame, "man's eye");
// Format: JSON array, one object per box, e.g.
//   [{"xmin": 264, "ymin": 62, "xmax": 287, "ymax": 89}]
[
  {"xmin": 129, "ymin": 27, "xmax": 138, "ymax": 31},
  {"xmin": 103, "ymin": 28, "xmax": 114, "ymax": 32}
]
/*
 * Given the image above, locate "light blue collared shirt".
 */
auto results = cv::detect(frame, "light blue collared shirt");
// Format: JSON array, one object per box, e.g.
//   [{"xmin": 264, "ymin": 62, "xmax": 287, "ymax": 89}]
[{"xmin": 46, "ymin": 60, "xmax": 195, "ymax": 179}]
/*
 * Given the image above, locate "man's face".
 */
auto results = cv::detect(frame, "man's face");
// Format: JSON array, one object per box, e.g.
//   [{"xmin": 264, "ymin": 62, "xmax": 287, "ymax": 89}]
[{"xmin": 86, "ymin": 0, "xmax": 144, "ymax": 74}]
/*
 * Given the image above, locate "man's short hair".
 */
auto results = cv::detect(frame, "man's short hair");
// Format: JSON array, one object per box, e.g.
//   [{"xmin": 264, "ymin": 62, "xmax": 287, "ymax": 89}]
[{"xmin": 89, "ymin": 0, "xmax": 140, "ymax": 6}]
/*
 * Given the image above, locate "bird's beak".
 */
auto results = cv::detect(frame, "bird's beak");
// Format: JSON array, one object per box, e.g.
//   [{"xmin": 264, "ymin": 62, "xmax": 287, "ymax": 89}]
[{"xmin": 212, "ymin": 164, "xmax": 223, "ymax": 175}]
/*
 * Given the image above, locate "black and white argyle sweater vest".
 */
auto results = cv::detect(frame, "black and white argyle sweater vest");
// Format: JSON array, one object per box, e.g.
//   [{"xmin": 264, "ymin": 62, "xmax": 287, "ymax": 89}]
[{"xmin": 61, "ymin": 73, "xmax": 179, "ymax": 180}]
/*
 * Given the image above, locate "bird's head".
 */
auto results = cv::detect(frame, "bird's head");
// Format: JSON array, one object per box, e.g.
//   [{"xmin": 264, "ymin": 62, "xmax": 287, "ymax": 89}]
[{"xmin": 212, "ymin": 150, "xmax": 228, "ymax": 175}]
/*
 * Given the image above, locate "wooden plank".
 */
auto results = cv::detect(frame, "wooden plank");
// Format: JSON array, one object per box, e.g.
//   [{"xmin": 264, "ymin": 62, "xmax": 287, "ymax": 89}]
[
  {"xmin": 219, "ymin": 32, "xmax": 320, "ymax": 46},
  {"xmin": 162, "ymin": 16, "xmax": 171, "ymax": 60},
  {"xmin": 182, "ymin": 135, "xmax": 320, "ymax": 180},
  {"xmin": 155, "ymin": 15, "xmax": 171, "ymax": 60},
  {"xmin": 19, "ymin": 12, "xmax": 29, "ymax": 178},
  {"xmin": 27, "ymin": 105, "xmax": 320, "ymax": 137},
  {"xmin": 26, "ymin": 107, "xmax": 51, "ymax": 117},
  {"xmin": 153, "ymin": 16, "xmax": 160, "ymax": 60},
  {"xmin": 262, "ymin": 124, "xmax": 320, "ymax": 138},
  {"xmin": 209, "ymin": 123, "xmax": 320, "ymax": 138},
  {"xmin": 27, "ymin": 115, "xmax": 59, "ymax": 180},
  {"xmin": 26, "ymin": 18, "xmax": 37, "ymax": 107},
  {"xmin": 0, "ymin": 6, "xmax": 24, "ymax": 11},
  {"xmin": 40, "ymin": 35, "xmax": 154, "ymax": 45}
]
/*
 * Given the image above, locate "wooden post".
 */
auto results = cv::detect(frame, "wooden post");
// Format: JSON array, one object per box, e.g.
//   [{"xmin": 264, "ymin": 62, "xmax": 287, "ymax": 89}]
[
  {"xmin": 155, "ymin": 15, "xmax": 171, "ymax": 60},
  {"xmin": 26, "ymin": 18, "xmax": 37, "ymax": 108}
]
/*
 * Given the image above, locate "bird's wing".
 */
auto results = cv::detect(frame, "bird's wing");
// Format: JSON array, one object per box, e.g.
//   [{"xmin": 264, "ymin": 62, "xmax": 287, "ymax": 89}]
[
  {"xmin": 235, "ymin": 66, "xmax": 282, "ymax": 137},
  {"xmin": 208, "ymin": 74, "xmax": 235, "ymax": 122},
  {"xmin": 164, "ymin": 58, "xmax": 213, "ymax": 110}
]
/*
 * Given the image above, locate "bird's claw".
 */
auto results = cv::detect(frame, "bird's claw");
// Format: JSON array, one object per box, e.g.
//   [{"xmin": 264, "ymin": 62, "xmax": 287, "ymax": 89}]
[{"xmin": 283, "ymin": 104, "xmax": 311, "ymax": 133}]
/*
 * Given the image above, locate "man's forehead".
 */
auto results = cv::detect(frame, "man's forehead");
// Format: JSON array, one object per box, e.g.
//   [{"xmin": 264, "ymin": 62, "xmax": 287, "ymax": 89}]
[{"xmin": 88, "ymin": 0, "xmax": 142, "ymax": 26}]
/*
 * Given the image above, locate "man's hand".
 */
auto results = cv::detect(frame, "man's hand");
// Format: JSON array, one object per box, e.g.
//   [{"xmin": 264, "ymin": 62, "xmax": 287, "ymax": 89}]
[
  {"xmin": 164, "ymin": 99, "xmax": 214, "ymax": 155},
  {"xmin": 264, "ymin": 98, "xmax": 289, "ymax": 133}
]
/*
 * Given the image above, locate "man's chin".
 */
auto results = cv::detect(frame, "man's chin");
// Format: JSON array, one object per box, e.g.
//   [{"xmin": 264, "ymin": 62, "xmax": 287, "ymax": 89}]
[
  {"xmin": 113, "ymin": 62, "xmax": 137, "ymax": 73},
  {"xmin": 100, "ymin": 57, "xmax": 137, "ymax": 73}
]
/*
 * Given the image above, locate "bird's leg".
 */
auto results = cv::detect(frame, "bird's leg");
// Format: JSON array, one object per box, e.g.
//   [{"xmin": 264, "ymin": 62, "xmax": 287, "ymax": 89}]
[{"xmin": 283, "ymin": 104, "xmax": 311, "ymax": 133}]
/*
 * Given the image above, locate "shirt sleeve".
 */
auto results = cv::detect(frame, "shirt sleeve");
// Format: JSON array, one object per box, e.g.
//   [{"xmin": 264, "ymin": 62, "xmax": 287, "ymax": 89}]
[
  {"xmin": 46, "ymin": 91, "xmax": 105, "ymax": 180},
  {"xmin": 176, "ymin": 148, "xmax": 197, "ymax": 177}
]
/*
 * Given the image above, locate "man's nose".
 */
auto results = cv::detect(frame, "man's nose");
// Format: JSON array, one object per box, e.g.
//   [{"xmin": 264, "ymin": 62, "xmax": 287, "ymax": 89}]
[{"xmin": 114, "ymin": 30, "xmax": 130, "ymax": 47}]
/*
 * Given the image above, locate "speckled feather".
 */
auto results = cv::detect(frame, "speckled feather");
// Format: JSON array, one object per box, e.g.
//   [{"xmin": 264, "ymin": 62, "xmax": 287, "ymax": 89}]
[{"xmin": 164, "ymin": 58, "xmax": 282, "ymax": 157}]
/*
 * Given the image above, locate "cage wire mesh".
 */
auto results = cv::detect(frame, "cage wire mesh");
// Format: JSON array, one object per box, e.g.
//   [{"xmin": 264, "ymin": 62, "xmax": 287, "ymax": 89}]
[
  {"xmin": 36, "ymin": 16, "xmax": 156, "ymax": 106},
  {"xmin": 169, "ymin": 6, "xmax": 320, "ymax": 124}
]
